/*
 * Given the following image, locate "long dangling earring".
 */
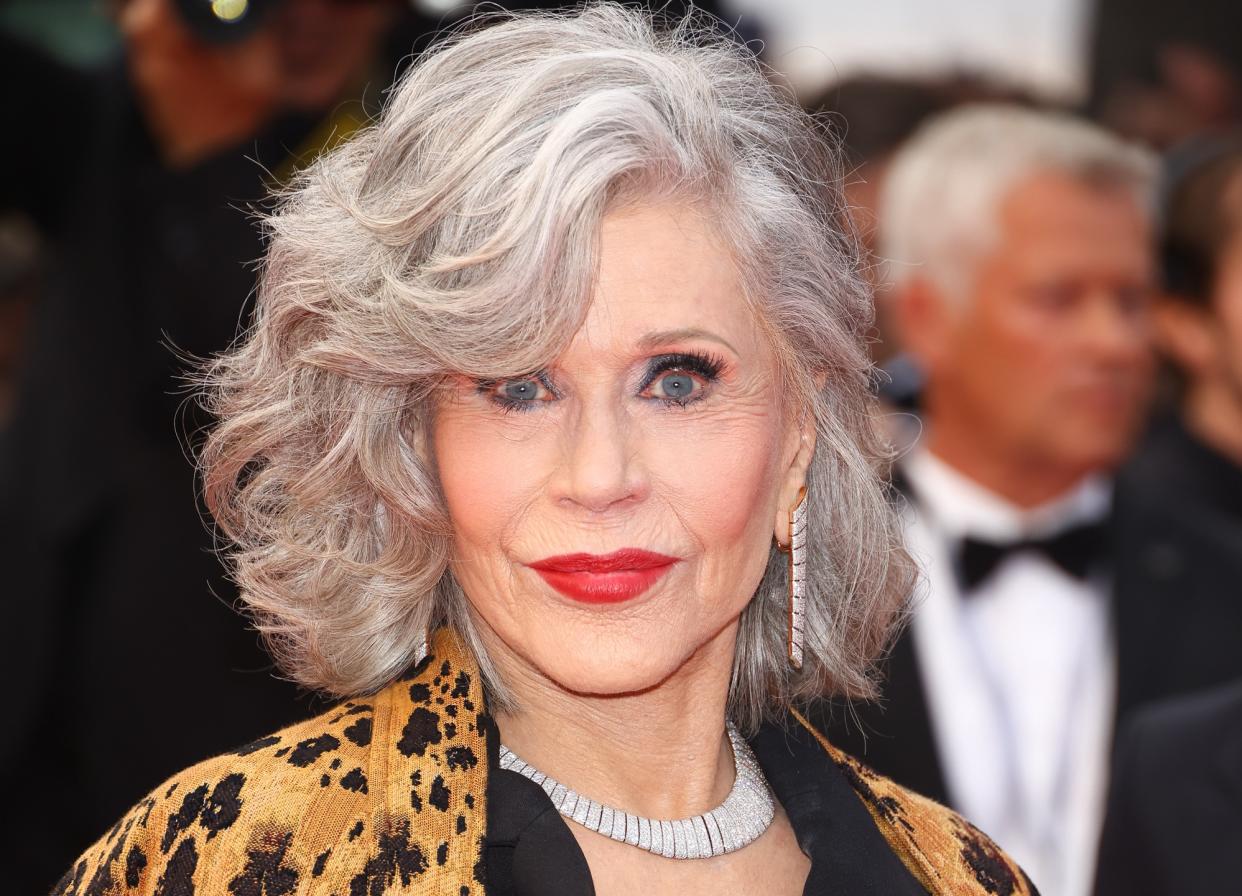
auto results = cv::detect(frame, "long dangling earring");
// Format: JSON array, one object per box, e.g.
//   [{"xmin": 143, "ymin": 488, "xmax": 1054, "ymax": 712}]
[
  {"xmin": 413, "ymin": 628, "xmax": 429, "ymax": 666},
  {"xmin": 779, "ymin": 486, "xmax": 808, "ymax": 669}
]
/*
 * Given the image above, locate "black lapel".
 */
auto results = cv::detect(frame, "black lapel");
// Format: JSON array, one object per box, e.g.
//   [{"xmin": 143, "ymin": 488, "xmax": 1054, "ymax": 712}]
[{"xmin": 808, "ymin": 629, "xmax": 950, "ymax": 807}]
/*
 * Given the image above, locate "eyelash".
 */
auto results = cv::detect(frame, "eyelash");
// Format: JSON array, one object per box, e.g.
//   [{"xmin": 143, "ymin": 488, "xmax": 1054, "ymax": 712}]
[{"xmin": 477, "ymin": 350, "xmax": 726, "ymax": 414}]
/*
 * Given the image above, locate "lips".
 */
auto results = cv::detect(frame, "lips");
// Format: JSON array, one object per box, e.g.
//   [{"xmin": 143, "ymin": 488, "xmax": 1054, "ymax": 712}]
[{"xmin": 527, "ymin": 548, "xmax": 679, "ymax": 604}]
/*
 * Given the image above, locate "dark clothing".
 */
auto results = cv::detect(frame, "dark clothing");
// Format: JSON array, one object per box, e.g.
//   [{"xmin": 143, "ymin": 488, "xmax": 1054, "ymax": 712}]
[
  {"xmin": 484, "ymin": 717, "xmax": 930, "ymax": 895},
  {"xmin": 0, "ymin": 38, "xmax": 332, "ymax": 890},
  {"xmin": 1093, "ymin": 679, "xmax": 1242, "ymax": 896},
  {"xmin": 1113, "ymin": 416, "xmax": 1242, "ymax": 714},
  {"xmin": 812, "ymin": 421, "xmax": 1242, "ymax": 827}
]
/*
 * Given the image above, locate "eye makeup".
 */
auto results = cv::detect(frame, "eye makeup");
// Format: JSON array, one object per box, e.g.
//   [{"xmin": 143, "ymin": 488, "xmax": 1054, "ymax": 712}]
[
  {"xmin": 476, "ymin": 348, "xmax": 729, "ymax": 414},
  {"xmin": 636, "ymin": 350, "xmax": 727, "ymax": 407}
]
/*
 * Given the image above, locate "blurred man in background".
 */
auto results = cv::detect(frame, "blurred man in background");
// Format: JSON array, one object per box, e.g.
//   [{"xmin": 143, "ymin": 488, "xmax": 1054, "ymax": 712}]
[
  {"xmin": 0, "ymin": 0, "xmax": 410, "ymax": 887},
  {"xmin": 1109, "ymin": 136, "xmax": 1242, "ymax": 727},
  {"xmin": 815, "ymin": 104, "xmax": 1158, "ymax": 896}
]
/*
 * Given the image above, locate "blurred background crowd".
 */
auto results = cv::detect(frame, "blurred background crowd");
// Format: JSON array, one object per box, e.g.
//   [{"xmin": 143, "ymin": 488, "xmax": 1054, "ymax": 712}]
[{"xmin": 1, "ymin": 0, "xmax": 1239, "ymax": 893}]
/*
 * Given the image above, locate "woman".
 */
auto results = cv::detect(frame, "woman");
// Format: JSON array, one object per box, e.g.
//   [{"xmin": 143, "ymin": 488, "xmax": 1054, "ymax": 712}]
[{"xmin": 56, "ymin": 6, "xmax": 1037, "ymax": 895}]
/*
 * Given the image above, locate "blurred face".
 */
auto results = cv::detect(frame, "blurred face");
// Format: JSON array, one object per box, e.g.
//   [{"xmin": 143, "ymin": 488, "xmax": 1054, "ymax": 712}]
[
  {"xmin": 918, "ymin": 171, "xmax": 1155, "ymax": 480},
  {"xmin": 1206, "ymin": 231, "xmax": 1242, "ymax": 402},
  {"xmin": 270, "ymin": 0, "xmax": 393, "ymax": 110},
  {"xmin": 432, "ymin": 204, "xmax": 810, "ymax": 697}
]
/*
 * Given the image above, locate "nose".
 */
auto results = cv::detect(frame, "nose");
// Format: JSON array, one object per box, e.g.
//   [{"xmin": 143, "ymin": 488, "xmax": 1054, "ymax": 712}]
[{"xmin": 552, "ymin": 396, "xmax": 648, "ymax": 514}]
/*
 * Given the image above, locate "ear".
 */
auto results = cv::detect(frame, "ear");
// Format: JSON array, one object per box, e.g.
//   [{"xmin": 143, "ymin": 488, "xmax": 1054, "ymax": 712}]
[
  {"xmin": 1152, "ymin": 295, "xmax": 1217, "ymax": 376},
  {"xmin": 773, "ymin": 399, "xmax": 817, "ymax": 548},
  {"xmin": 891, "ymin": 276, "xmax": 958, "ymax": 372}
]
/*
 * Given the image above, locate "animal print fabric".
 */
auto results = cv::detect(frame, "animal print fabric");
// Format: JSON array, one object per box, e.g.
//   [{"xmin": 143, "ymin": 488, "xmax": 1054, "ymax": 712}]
[
  {"xmin": 791, "ymin": 709, "xmax": 1039, "ymax": 896},
  {"xmin": 55, "ymin": 629, "xmax": 1034, "ymax": 895},
  {"xmin": 53, "ymin": 628, "xmax": 488, "ymax": 896}
]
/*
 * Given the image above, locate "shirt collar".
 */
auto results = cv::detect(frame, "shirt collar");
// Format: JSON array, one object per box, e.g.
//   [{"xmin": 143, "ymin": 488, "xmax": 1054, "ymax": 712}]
[{"xmin": 902, "ymin": 447, "xmax": 1111, "ymax": 541}]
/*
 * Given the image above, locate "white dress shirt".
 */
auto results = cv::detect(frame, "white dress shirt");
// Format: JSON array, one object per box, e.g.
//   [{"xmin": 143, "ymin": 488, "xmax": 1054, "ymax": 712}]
[{"xmin": 902, "ymin": 448, "xmax": 1115, "ymax": 896}]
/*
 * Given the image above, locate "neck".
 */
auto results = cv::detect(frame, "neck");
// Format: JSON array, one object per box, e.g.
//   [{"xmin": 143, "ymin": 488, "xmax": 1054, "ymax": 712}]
[
  {"xmin": 1184, "ymin": 378, "xmax": 1242, "ymax": 467},
  {"xmin": 490, "ymin": 623, "xmax": 738, "ymax": 821},
  {"xmin": 924, "ymin": 419, "xmax": 1086, "ymax": 510}
]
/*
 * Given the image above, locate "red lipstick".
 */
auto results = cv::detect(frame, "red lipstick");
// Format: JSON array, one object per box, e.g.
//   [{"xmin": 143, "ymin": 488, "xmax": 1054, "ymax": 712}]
[{"xmin": 527, "ymin": 548, "xmax": 678, "ymax": 604}]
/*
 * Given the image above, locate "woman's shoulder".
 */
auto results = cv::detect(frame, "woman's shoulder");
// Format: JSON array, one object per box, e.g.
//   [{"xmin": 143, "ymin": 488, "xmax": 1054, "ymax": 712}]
[
  {"xmin": 790, "ymin": 709, "xmax": 1040, "ymax": 896},
  {"xmin": 53, "ymin": 696, "xmax": 383, "ymax": 895},
  {"xmin": 53, "ymin": 640, "xmax": 490, "ymax": 895}
]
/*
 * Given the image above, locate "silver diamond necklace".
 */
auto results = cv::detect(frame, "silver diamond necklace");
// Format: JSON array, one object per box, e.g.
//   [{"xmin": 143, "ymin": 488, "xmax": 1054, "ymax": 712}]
[{"xmin": 498, "ymin": 722, "xmax": 776, "ymax": 859}]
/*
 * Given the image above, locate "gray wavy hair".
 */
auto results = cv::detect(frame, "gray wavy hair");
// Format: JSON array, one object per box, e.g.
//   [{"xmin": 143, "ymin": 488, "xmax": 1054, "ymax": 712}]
[{"xmin": 201, "ymin": 3, "xmax": 914, "ymax": 731}]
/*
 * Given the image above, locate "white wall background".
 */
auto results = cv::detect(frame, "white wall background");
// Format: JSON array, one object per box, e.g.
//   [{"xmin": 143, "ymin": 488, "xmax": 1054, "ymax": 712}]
[{"xmin": 728, "ymin": 0, "xmax": 1093, "ymax": 102}]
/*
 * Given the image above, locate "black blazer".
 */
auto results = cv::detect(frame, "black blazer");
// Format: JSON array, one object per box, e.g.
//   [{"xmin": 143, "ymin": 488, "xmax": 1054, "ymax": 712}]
[
  {"xmin": 810, "ymin": 423, "xmax": 1242, "ymax": 810},
  {"xmin": 1093, "ymin": 679, "xmax": 1242, "ymax": 896}
]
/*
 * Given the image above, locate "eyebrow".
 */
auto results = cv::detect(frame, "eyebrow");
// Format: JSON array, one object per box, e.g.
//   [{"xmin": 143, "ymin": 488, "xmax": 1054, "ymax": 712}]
[{"xmin": 636, "ymin": 327, "xmax": 739, "ymax": 355}]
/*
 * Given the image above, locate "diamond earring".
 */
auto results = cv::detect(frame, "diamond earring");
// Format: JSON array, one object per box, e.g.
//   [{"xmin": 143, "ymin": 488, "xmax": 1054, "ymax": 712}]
[{"xmin": 778, "ymin": 486, "xmax": 808, "ymax": 669}]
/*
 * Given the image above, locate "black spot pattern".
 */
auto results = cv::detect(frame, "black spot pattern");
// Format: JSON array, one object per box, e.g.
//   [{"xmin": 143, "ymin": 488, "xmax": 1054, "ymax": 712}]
[
  {"xmin": 320, "ymin": 774, "xmax": 331, "ymax": 788},
  {"xmin": 234, "ymin": 736, "xmax": 281, "ymax": 757},
  {"xmin": 161, "ymin": 784, "xmax": 209, "ymax": 853},
  {"xmin": 348, "ymin": 820, "xmax": 365, "ymax": 842},
  {"xmin": 287, "ymin": 733, "xmax": 341, "ymax": 768},
  {"xmin": 408, "ymin": 683, "xmax": 431, "ymax": 704},
  {"xmin": 154, "ymin": 838, "xmax": 199, "ymax": 896},
  {"xmin": 450, "ymin": 671, "xmax": 471, "ymax": 698},
  {"xmin": 836, "ymin": 760, "xmax": 915, "ymax": 833},
  {"xmin": 398, "ymin": 708, "xmax": 442, "ymax": 757},
  {"xmin": 312, "ymin": 849, "xmax": 331, "ymax": 878},
  {"xmin": 201, "ymin": 773, "xmax": 246, "ymax": 838},
  {"xmin": 345, "ymin": 703, "xmax": 372, "ymax": 715},
  {"xmin": 399, "ymin": 650, "xmax": 435, "ymax": 681},
  {"xmin": 340, "ymin": 767, "xmax": 369, "ymax": 794},
  {"xmin": 429, "ymin": 775, "xmax": 450, "ymax": 811},
  {"xmin": 957, "ymin": 823, "xmax": 1020, "ymax": 895},
  {"xmin": 126, "ymin": 844, "xmax": 148, "ymax": 887},
  {"xmin": 410, "ymin": 772, "xmax": 423, "ymax": 812},
  {"xmin": 445, "ymin": 746, "xmax": 478, "ymax": 771},
  {"xmin": 226, "ymin": 831, "xmax": 298, "ymax": 896},
  {"xmin": 437, "ymin": 842, "xmax": 448, "ymax": 866},
  {"xmin": 343, "ymin": 716, "xmax": 372, "ymax": 748},
  {"xmin": 346, "ymin": 819, "xmax": 427, "ymax": 896}
]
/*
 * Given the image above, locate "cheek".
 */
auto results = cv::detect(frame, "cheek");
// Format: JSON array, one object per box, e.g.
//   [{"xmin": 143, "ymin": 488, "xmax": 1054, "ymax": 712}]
[
  {"xmin": 647, "ymin": 410, "xmax": 783, "ymax": 564},
  {"xmin": 432, "ymin": 412, "xmax": 545, "ymax": 555}
]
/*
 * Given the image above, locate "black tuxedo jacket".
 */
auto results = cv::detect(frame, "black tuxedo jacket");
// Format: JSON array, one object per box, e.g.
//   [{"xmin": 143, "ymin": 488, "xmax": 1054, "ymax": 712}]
[
  {"xmin": 1093, "ymin": 679, "xmax": 1242, "ymax": 895},
  {"xmin": 810, "ymin": 423, "xmax": 1242, "ymax": 810}
]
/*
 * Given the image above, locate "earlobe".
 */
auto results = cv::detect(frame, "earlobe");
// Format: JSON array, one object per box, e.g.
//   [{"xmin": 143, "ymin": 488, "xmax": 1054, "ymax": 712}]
[{"xmin": 775, "ymin": 427, "xmax": 815, "ymax": 546}]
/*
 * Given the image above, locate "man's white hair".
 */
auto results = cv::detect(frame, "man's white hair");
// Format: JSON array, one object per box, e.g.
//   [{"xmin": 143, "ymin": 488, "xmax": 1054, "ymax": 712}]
[{"xmin": 879, "ymin": 103, "xmax": 1157, "ymax": 298}]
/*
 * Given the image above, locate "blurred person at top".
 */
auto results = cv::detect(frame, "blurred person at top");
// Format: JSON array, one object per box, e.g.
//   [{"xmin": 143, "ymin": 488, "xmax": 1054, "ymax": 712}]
[
  {"xmin": 1109, "ymin": 136, "xmax": 1242, "ymax": 713},
  {"xmin": 0, "ymin": 0, "xmax": 408, "ymax": 889},
  {"xmin": 1089, "ymin": 0, "xmax": 1241, "ymax": 149},
  {"xmin": 811, "ymin": 104, "xmax": 1159, "ymax": 896}
]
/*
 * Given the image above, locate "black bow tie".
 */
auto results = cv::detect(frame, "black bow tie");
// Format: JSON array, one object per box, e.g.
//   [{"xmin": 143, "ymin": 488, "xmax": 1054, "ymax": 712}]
[{"xmin": 956, "ymin": 520, "xmax": 1109, "ymax": 592}]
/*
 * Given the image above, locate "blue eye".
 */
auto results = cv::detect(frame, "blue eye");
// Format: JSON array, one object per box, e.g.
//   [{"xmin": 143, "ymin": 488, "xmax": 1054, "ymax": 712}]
[
  {"xmin": 639, "ymin": 351, "xmax": 725, "ymax": 407},
  {"xmin": 502, "ymin": 380, "xmax": 542, "ymax": 401},
  {"xmin": 478, "ymin": 373, "xmax": 555, "ymax": 413},
  {"xmin": 651, "ymin": 372, "xmax": 697, "ymax": 400}
]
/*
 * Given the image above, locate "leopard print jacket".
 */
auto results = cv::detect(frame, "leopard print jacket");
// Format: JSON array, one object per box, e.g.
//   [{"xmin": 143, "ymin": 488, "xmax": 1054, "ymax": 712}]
[{"xmin": 54, "ymin": 630, "xmax": 1037, "ymax": 895}]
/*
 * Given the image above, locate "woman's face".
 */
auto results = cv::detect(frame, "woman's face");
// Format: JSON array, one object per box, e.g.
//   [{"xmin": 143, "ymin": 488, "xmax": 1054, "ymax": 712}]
[{"xmin": 432, "ymin": 203, "xmax": 812, "ymax": 697}]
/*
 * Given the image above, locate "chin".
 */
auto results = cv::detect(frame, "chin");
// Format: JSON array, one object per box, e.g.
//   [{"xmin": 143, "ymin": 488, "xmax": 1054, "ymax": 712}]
[{"xmin": 522, "ymin": 622, "xmax": 697, "ymax": 698}]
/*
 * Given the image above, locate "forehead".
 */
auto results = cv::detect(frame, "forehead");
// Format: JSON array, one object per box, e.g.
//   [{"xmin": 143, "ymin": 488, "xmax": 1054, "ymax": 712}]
[
  {"xmin": 994, "ymin": 171, "xmax": 1152, "ymax": 270},
  {"xmin": 569, "ymin": 202, "xmax": 762, "ymax": 356}
]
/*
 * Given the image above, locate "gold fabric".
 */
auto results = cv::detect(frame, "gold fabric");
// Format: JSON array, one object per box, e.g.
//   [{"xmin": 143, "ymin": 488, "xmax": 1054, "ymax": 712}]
[{"xmin": 56, "ymin": 630, "xmax": 1034, "ymax": 895}]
